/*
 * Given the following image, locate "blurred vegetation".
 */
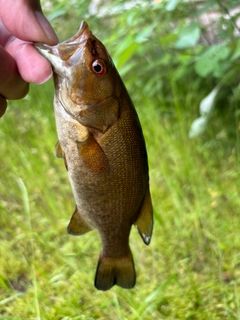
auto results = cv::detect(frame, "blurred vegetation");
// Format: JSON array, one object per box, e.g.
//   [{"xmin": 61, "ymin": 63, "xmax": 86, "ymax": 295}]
[
  {"xmin": 1, "ymin": 0, "xmax": 240, "ymax": 319},
  {"xmin": 44, "ymin": 0, "xmax": 240, "ymax": 139}
]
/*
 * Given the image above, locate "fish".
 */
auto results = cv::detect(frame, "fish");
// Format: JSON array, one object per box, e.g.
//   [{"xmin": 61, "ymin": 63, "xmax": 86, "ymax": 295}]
[{"xmin": 35, "ymin": 21, "xmax": 153, "ymax": 291}]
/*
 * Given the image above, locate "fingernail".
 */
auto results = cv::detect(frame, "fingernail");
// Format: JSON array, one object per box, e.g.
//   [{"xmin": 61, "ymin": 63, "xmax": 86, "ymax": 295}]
[
  {"xmin": 36, "ymin": 70, "xmax": 53, "ymax": 85},
  {"xmin": 35, "ymin": 11, "xmax": 59, "ymax": 45}
]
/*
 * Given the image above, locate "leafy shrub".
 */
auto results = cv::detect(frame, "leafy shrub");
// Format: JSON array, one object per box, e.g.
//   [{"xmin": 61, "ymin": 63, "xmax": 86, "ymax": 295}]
[{"xmin": 42, "ymin": 0, "xmax": 240, "ymax": 137}]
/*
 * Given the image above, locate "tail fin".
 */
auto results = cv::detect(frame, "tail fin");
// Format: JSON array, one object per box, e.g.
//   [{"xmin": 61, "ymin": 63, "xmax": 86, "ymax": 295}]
[{"xmin": 94, "ymin": 251, "xmax": 136, "ymax": 291}]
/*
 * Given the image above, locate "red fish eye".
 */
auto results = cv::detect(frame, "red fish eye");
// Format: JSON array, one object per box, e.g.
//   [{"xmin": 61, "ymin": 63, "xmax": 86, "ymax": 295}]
[{"xmin": 92, "ymin": 60, "xmax": 107, "ymax": 76}]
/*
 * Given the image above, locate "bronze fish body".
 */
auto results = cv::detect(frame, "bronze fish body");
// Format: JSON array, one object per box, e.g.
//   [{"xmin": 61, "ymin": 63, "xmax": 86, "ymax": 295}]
[{"xmin": 35, "ymin": 21, "xmax": 153, "ymax": 291}]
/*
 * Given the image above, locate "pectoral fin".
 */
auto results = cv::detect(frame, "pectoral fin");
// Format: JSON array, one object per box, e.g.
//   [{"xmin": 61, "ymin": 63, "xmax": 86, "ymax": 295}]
[
  {"xmin": 54, "ymin": 141, "xmax": 64, "ymax": 158},
  {"xmin": 77, "ymin": 134, "xmax": 109, "ymax": 174},
  {"xmin": 134, "ymin": 187, "xmax": 153, "ymax": 245},
  {"xmin": 54, "ymin": 141, "xmax": 68, "ymax": 170},
  {"xmin": 67, "ymin": 206, "xmax": 93, "ymax": 235}
]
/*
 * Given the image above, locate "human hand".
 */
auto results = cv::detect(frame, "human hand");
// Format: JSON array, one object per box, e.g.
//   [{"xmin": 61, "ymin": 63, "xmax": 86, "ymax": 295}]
[{"xmin": 0, "ymin": 0, "xmax": 58, "ymax": 117}]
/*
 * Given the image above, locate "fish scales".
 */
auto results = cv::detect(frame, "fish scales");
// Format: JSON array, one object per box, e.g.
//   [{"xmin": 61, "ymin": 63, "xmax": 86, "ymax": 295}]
[{"xmin": 35, "ymin": 21, "xmax": 153, "ymax": 291}]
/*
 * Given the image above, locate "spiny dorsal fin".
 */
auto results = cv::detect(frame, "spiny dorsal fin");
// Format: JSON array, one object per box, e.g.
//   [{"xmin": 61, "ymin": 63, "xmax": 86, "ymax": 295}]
[
  {"xmin": 134, "ymin": 186, "xmax": 153, "ymax": 245},
  {"xmin": 67, "ymin": 207, "xmax": 93, "ymax": 235}
]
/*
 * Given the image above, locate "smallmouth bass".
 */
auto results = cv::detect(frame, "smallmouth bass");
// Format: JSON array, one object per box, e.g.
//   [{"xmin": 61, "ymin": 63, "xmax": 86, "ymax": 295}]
[{"xmin": 35, "ymin": 21, "xmax": 153, "ymax": 291}]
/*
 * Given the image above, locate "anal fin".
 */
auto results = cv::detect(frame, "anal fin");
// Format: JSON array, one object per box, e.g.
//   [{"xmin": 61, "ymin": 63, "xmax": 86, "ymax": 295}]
[
  {"xmin": 134, "ymin": 186, "xmax": 153, "ymax": 245},
  {"xmin": 67, "ymin": 206, "xmax": 93, "ymax": 235}
]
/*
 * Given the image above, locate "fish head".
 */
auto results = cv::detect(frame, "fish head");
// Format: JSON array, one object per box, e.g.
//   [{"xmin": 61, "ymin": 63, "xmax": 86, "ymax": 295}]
[{"xmin": 35, "ymin": 21, "xmax": 121, "ymax": 118}]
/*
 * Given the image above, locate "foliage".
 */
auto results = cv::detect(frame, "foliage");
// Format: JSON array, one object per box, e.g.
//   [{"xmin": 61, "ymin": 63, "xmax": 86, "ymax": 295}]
[
  {"xmin": 1, "ymin": 0, "xmax": 240, "ymax": 319},
  {"xmin": 42, "ymin": 0, "xmax": 240, "ymax": 137}
]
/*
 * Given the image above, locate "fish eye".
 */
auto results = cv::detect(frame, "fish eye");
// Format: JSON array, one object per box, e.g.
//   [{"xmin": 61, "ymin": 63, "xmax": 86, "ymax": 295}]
[{"xmin": 92, "ymin": 60, "xmax": 107, "ymax": 76}]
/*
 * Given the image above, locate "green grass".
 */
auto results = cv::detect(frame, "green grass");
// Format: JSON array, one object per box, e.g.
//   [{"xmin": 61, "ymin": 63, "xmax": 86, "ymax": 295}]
[{"xmin": 1, "ymin": 79, "xmax": 240, "ymax": 320}]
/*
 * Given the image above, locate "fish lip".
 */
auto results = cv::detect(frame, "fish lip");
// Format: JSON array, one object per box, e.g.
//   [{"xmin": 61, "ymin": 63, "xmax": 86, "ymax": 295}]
[
  {"xmin": 34, "ymin": 42, "xmax": 58, "ymax": 57},
  {"xmin": 34, "ymin": 42, "xmax": 65, "ymax": 75}
]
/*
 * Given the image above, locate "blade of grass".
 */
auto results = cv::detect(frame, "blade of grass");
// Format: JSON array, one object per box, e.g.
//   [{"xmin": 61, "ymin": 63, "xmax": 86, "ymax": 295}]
[{"xmin": 15, "ymin": 177, "xmax": 41, "ymax": 320}]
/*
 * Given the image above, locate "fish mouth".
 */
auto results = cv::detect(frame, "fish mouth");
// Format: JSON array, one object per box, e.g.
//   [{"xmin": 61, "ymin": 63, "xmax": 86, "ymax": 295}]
[
  {"xmin": 63, "ymin": 21, "xmax": 91, "ymax": 45},
  {"xmin": 34, "ymin": 21, "xmax": 91, "ymax": 66}
]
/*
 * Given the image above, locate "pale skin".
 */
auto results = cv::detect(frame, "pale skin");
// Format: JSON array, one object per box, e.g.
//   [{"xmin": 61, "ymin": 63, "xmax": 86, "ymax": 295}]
[{"xmin": 0, "ymin": 0, "xmax": 58, "ymax": 117}]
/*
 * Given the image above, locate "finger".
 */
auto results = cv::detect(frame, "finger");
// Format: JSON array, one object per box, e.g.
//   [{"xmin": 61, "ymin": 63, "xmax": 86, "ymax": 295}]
[
  {"xmin": 6, "ymin": 38, "xmax": 53, "ymax": 84},
  {"xmin": 0, "ymin": 0, "xmax": 58, "ymax": 45},
  {"xmin": 0, "ymin": 95, "xmax": 7, "ymax": 118},
  {"xmin": 0, "ymin": 46, "xmax": 29, "ymax": 99}
]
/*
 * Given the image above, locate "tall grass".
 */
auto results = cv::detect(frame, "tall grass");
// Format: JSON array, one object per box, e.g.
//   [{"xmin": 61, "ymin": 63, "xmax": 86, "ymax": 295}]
[{"xmin": 1, "ymin": 78, "xmax": 240, "ymax": 319}]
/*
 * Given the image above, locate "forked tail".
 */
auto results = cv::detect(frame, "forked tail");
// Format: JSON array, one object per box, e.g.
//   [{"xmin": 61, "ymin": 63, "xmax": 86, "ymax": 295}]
[{"xmin": 95, "ymin": 250, "xmax": 136, "ymax": 291}]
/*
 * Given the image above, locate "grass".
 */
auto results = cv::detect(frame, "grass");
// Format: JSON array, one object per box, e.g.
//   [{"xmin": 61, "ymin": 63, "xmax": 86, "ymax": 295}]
[
  {"xmin": 1, "ymin": 44, "xmax": 240, "ymax": 320},
  {"xmin": 1, "ymin": 80, "xmax": 240, "ymax": 320}
]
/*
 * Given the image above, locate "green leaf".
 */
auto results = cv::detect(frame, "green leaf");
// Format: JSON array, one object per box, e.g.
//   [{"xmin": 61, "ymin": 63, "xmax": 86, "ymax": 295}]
[
  {"xmin": 47, "ymin": 8, "xmax": 66, "ymax": 21},
  {"xmin": 175, "ymin": 23, "xmax": 200, "ymax": 49},
  {"xmin": 195, "ymin": 44, "xmax": 230, "ymax": 77},
  {"xmin": 189, "ymin": 117, "xmax": 208, "ymax": 138},
  {"xmin": 135, "ymin": 24, "xmax": 157, "ymax": 43},
  {"xmin": 200, "ymin": 87, "xmax": 219, "ymax": 117},
  {"xmin": 166, "ymin": 0, "xmax": 181, "ymax": 11},
  {"xmin": 189, "ymin": 86, "xmax": 220, "ymax": 138},
  {"xmin": 115, "ymin": 42, "xmax": 139, "ymax": 68},
  {"xmin": 230, "ymin": 39, "xmax": 240, "ymax": 61}
]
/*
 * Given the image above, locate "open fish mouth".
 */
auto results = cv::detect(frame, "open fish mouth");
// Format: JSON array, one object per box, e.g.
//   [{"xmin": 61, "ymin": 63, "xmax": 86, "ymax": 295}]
[
  {"xmin": 34, "ymin": 21, "xmax": 91, "ymax": 72},
  {"xmin": 34, "ymin": 21, "xmax": 91, "ymax": 53}
]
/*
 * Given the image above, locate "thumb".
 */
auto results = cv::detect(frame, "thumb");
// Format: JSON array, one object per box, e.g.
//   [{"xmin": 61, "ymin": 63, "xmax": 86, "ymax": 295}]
[{"xmin": 0, "ymin": 0, "xmax": 58, "ymax": 45}]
